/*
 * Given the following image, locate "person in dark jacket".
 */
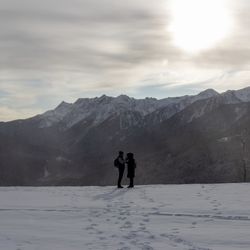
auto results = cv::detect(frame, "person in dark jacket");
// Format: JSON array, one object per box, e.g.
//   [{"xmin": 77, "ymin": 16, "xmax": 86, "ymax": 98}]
[
  {"xmin": 114, "ymin": 151, "xmax": 125, "ymax": 188},
  {"xmin": 126, "ymin": 152, "xmax": 136, "ymax": 188}
]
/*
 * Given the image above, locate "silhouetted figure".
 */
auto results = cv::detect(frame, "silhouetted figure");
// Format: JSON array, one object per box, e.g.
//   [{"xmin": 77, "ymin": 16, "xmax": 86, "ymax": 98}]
[
  {"xmin": 126, "ymin": 153, "xmax": 136, "ymax": 188},
  {"xmin": 114, "ymin": 151, "xmax": 125, "ymax": 188}
]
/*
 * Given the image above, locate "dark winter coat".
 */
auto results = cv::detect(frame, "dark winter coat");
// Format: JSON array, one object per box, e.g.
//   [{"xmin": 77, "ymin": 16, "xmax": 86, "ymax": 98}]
[
  {"xmin": 117, "ymin": 156, "xmax": 125, "ymax": 169},
  {"xmin": 126, "ymin": 158, "xmax": 136, "ymax": 178}
]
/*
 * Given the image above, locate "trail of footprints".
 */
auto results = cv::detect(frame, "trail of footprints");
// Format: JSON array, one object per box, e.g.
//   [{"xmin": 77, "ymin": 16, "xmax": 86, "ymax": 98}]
[
  {"xmin": 84, "ymin": 187, "xmax": 217, "ymax": 250},
  {"xmin": 83, "ymin": 192, "xmax": 157, "ymax": 250},
  {"xmin": 200, "ymin": 185, "xmax": 223, "ymax": 214}
]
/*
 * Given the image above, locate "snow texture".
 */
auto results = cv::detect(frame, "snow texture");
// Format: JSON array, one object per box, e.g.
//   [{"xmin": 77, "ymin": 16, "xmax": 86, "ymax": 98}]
[
  {"xmin": 38, "ymin": 89, "xmax": 220, "ymax": 128},
  {"xmin": 0, "ymin": 184, "xmax": 250, "ymax": 250}
]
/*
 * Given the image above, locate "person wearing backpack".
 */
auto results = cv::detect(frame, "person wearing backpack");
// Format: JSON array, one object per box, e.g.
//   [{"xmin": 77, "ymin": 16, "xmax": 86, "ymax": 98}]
[
  {"xmin": 126, "ymin": 152, "xmax": 136, "ymax": 188},
  {"xmin": 114, "ymin": 151, "xmax": 125, "ymax": 188}
]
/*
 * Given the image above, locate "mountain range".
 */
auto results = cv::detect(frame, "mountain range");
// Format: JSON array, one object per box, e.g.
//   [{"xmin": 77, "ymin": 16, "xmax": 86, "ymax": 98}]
[{"xmin": 1, "ymin": 87, "xmax": 250, "ymax": 185}]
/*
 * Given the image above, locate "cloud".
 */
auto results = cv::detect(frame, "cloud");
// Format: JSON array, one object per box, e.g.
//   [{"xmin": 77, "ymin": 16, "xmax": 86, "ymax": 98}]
[{"xmin": 0, "ymin": 0, "xmax": 250, "ymax": 121}]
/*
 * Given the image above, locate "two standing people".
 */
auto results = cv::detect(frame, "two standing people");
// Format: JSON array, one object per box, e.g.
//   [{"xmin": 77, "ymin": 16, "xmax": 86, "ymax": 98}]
[{"xmin": 114, "ymin": 151, "xmax": 136, "ymax": 188}]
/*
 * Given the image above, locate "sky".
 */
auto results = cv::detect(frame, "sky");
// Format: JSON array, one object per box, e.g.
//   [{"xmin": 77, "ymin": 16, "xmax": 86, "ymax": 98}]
[{"xmin": 1, "ymin": 0, "xmax": 250, "ymax": 121}]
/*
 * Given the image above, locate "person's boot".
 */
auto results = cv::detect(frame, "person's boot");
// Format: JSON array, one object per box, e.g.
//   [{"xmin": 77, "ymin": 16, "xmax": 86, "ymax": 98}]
[
  {"xmin": 117, "ymin": 185, "xmax": 124, "ymax": 188},
  {"xmin": 127, "ymin": 179, "xmax": 134, "ymax": 188}
]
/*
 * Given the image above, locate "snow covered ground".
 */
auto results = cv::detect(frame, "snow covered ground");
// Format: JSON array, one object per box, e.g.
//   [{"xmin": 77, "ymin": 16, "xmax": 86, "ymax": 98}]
[{"xmin": 0, "ymin": 184, "xmax": 250, "ymax": 250}]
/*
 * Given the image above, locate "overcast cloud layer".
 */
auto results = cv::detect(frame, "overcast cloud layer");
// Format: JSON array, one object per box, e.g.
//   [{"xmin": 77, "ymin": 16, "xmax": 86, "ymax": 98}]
[{"xmin": 1, "ymin": 0, "xmax": 250, "ymax": 121}]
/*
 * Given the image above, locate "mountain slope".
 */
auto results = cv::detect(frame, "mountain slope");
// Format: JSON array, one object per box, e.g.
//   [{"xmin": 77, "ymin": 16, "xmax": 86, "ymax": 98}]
[
  {"xmin": 35, "ymin": 89, "xmax": 219, "ymax": 129},
  {"xmin": 1, "ymin": 87, "xmax": 250, "ymax": 185}
]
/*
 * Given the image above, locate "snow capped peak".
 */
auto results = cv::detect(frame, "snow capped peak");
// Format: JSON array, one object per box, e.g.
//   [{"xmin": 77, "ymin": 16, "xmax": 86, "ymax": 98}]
[
  {"xmin": 97, "ymin": 95, "xmax": 114, "ymax": 104},
  {"xmin": 55, "ymin": 101, "xmax": 71, "ymax": 111},
  {"xmin": 197, "ymin": 89, "xmax": 219, "ymax": 98},
  {"xmin": 74, "ymin": 97, "xmax": 91, "ymax": 105},
  {"xmin": 98, "ymin": 94, "xmax": 112, "ymax": 100},
  {"xmin": 37, "ymin": 86, "xmax": 250, "ymax": 129},
  {"xmin": 38, "ymin": 101, "xmax": 73, "ymax": 127},
  {"xmin": 114, "ymin": 95, "xmax": 133, "ymax": 105},
  {"xmin": 234, "ymin": 86, "xmax": 250, "ymax": 102},
  {"xmin": 220, "ymin": 86, "xmax": 250, "ymax": 104},
  {"xmin": 239, "ymin": 86, "xmax": 250, "ymax": 92},
  {"xmin": 116, "ymin": 94, "xmax": 130, "ymax": 100},
  {"xmin": 100, "ymin": 94, "xmax": 108, "ymax": 98}
]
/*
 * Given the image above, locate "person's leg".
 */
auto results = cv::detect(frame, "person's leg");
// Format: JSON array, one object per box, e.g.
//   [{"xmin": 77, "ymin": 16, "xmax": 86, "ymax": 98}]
[
  {"xmin": 130, "ymin": 177, "xmax": 134, "ymax": 187},
  {"xmin": 128, "ymin": 177, "xmax": 134, "ymax": 188},
  {"xmin": 117, "ymin": 167, "xmax": 124, "ymax": 188}
]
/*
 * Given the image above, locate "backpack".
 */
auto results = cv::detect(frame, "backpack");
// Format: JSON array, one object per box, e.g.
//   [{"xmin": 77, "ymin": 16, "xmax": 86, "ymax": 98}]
[{"xmin": 114, "ymin": 158, "xmax": 119, "ymax": 168}]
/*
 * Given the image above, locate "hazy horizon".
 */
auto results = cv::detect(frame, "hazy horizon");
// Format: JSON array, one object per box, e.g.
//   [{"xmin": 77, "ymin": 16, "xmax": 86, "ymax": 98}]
[{"xmin": 2, "ymin": 85, "xmax": 250, "ymax": 123}]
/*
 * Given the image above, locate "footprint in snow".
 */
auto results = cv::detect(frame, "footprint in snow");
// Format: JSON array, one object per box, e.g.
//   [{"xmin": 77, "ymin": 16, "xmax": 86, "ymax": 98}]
[
  {"xmin": 141, "ymin": 245, "xmax": 154, "ymax": 250},
  {"xmin": 121, "ymin": 221, "xmax": 132, "ymax": 229},
  {"xmin": 147, "ymin": 235, "xmax": 156, "ymax": 240},
  {"xmin": 171, "ymin": 228, "xmax": 180, "ymax": 234},
  {"xmin": 98, "ymin": 236, "xmax": 106, "ymax": 240},
  {"xmin": 118, "ymin": 216, "xmax": 127, "ymax": 221},
  {"xmin": 118, "ymin": 247, "xmax": 131, "ymax": 250},
  {"xmin": 138, "ymin": 226, "xmax": 147, "ymax": 231}
]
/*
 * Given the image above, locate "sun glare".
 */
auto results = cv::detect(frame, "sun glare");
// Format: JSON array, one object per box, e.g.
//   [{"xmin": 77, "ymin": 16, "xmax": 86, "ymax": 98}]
[{"xmin": 168, "ymin": 0, "xmax": 233, "ymax": 53}]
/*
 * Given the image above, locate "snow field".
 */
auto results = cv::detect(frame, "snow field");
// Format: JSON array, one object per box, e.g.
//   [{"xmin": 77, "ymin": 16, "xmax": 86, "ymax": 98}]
[{"xmin": 0, "ymin": 184, "xmax": 250, "ymax": 250}]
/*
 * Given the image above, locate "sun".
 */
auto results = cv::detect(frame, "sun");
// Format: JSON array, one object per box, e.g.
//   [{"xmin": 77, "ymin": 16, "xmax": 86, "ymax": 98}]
[{"xmin": 168, "ymin": 0, "xmax": 233, "ymax": 53}]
